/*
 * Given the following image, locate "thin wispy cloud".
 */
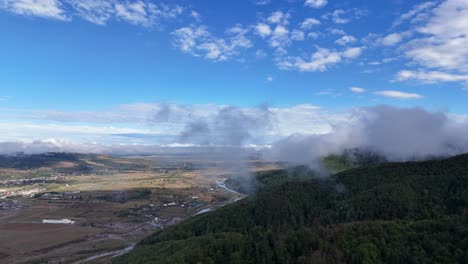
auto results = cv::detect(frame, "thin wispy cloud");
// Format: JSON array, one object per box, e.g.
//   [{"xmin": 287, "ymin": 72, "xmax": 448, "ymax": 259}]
[
  {"xmin": 322, "ymin": 8, "xmax": 367, "ymax": 24},
  {"xmin": 172, "ymin": 24, "xmax": 252, "ymax": 61},
  {"xmin": 0, "ymin": 96, "xmax": 11, "ymax": 102},
  {"xmin": 0, "ymin": 0, "xmax": 187, "ymax": 27},
  {"xmin": 280, "ymin": 46, "xmax": 363, "ymax": 72},
  {"xmin": 374, "ymin": 90, "xmax": 424, "ymax": 99},
  {"xmin": 392, "ymin": 1, "xmax": 437, "ymax": 28},
  {"xmin": 1, "ymin": 0, "xmax": 69, "ymax": 20},
  {"xmin": 304, "ymin": 0, "xmax": 327, "ymax": 9},
  {"xmin": 350, "ymin": 87, "xmax": 366, "ymax": 93},
  {"xmin": 396, "ymin": 70, "xmax": 468, "ymax": 85}
]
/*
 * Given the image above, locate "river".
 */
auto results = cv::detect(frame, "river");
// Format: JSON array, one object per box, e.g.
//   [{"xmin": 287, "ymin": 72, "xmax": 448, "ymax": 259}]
[
  {"xmin": 79, "ymin": 179, "xmax": 245, "ymax": 262},
  {"xmin": 76, "ymin": 244, "xmax": 135, "ymax": 263}
]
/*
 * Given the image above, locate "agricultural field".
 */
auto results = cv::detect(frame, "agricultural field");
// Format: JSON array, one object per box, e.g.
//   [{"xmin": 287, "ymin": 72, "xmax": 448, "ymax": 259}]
[{"xmin": 0, "ymin": 153, "xmax": 279, "ymax": 263}]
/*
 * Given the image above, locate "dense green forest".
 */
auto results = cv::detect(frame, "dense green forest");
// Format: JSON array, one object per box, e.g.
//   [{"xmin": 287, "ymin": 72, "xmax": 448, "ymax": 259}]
[{"xmin": 116, "ymin": 154, "xmax": 468, "ymax": 264}]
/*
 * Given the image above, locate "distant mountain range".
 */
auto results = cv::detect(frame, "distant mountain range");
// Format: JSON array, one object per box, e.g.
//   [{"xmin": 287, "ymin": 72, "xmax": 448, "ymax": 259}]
[{"xmin": 115, "ymin": 153, "xmax": 468, "ymax": 263}]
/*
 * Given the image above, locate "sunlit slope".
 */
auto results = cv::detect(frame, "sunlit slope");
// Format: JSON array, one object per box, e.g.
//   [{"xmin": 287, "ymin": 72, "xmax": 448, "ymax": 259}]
[{"xmin": 116, "ymin": 154, "xmax": 468, "ymax": 264}]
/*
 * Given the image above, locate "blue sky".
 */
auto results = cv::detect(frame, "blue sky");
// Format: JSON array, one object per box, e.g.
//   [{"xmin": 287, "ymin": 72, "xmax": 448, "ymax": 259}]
[{"xmin": 0, "ymin": 0, "xmax": 468, "ymax": 152}]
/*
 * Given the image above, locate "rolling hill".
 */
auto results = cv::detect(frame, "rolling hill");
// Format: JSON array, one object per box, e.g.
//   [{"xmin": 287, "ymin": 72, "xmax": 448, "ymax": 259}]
[
  {"xmin": 115, "ymin": 154, "xmax": 468, "ymax": 264},
  {"xmin": 0, "ymin": 152, "xmax": 151, "ymax": 174}
]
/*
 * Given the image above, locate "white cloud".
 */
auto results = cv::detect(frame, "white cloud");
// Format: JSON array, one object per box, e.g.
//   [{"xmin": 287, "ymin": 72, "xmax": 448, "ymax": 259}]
[
  {"xmin": 291, "ymin": 30, "xmax": 305, "ymax": 41},
  {"xmin": 342, "ymin": 47, "xmax": 363, "ymax": 58},
  {"xmin": 323, "ymin": 8, "xmax": 366, "ymax": 24},
  {"xmin": 3, "ymin": 105, "xmax": 468, "ymax": 162},
  {"xmin": 281, "ymin": 47, "xmax": 363, "ymax": 72},
  {"xmin": 368, "ymin": 61, "xmax": 381, "ymax": 66},
  {"xmin": 329, "ymin": 28, "xmax": 346, "ymax": 35},
  {"xmin": 114, "ymin": 1, "xmax": 172, "ymax": 27},
  {"xmin": 329, "ymin": 9, "xmax": 348, "ymax": 24},
  {"xmin": 268, "ymin": 105, "xmax": 468, "ymax": 165},
  {"xmin": 266, "ymin": 76, "xmax": 273, "ymax": 82},
  {"xmin": 1, "ymin": 0, "xmax": 187, "ymax": 26},
  {"xmin": 1, "ymin": 0, "xmax": 68, "ymax": 20},
  {"xmin": 392, "ymin": 1, "xmax": 437, "ymax": 28},
  {"xmin": 304, "ymin": 0, "xmax": 327, "ymax": 9},
  {"xmin": 374, "ymin": 90, "xmax": 423, "ymax": 99},
  {"xmin": 390, "ymin": 0, "xmax": 468, "ymax": 87},
  {"xmin": 396, "ymin": 70, "xmax": 468, "ymax": 85},
  {"xmin": 172, "ymin": 25, "xmax": 252, "ymax": 61},
  {"xmin": 253, "ymin": 11, "xmax": 297, "ymax": 54},
  {"xmin": 335, "ymin": 35, "xmax": 357, "ymax": 45},
  {"xmin": 267, "ymin": 11, "xmax": 289, "ymax": 25},
  {"xmin": 0, "ymin": 120, "xmax": 166, "ymax": 148},
  {"xmin": 300, "ymin": 18, "xmax": 320, "ymax": 30},
  {"xmin": 0, "ymin": 139, "xmax": 202, "ymax": 155},
  {"xmin": 255, "ymin": 49, "xmax": 267, "ymax": 59},
  {"xmin": 68, "ymin": 0, "xmax": 113, "ymax": 25},
  {"xmin": 254, "ymin": 23, "xmax": 271, "ymax": 38},
  {"xmin": 381, "ymin": 33, "xmax": 403, "ymax": 46},
  {"xmin": 269, "ymin": 25, "xmax": 290, "ymax": 52},
  {"xmin": 190, "ymin": 10, "xmax": 201, "ymax": 21},
  {"xmin": 0, "ymin": 103, "xmax": 342, "ymax": 148},
  {"xmin": 155, "ymin": 3, "xmax": 184, "ymax": 19},
  {"xmin": 172, "ymin": 26, "xmax": 210, "ymax": 55},
  {"xmin": 307, "ymin": 32, "xmax": 320, "ymax": 39},
  {"xmin": 350, "ymin": 87, "xmax": 366, "ymax": 93},
  {"xmin": 5, "ymin": 104, "xmax": 468, "ymax": 160},
  {"xmin": 115, "ymin": 1, "xmax": 150, "ymax": 26},
  {"xmin": 255, "ymin": 0, "xmax": 271, "ymax": 5},
  {"xmin": 400, "ymin": 0, "xmax": 468, "ymax": 75},
  {"xmin": 408, "ymin": 2, "xmax": 468, "ymax": 69},
  {"xmin": 288, "ymin": 50, "xmax": 340, "ymax": 71}
]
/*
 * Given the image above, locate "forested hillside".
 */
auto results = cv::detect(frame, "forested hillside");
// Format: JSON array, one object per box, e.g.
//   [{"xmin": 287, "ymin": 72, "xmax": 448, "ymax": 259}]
[{"xmin": 116, "ymin": 154, "xmax": 468, "ymax": 264}]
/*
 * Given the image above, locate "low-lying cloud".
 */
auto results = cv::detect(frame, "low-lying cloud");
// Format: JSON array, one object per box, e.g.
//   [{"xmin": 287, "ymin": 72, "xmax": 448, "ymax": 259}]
[
  {"xmin": 2, "ymin": 105, "xmax": 468, "ymax": 170},
  {"xmin": 266, "ymin": 105, "xmax": 468, "ymax": 166},
  {"xmin": 178, "ymin": 106, "xmax": 273, "ymax": 147}
]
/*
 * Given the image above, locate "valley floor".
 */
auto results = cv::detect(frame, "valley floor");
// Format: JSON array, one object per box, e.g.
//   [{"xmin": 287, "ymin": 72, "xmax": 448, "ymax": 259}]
[{"xmin": 0, "ymin": 154, "xmax": 273, "ymax": 263}]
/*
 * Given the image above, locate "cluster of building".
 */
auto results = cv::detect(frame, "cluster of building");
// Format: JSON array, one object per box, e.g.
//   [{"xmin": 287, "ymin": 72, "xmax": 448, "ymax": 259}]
[
  {"xmin": 0, "ymin": 200, "xmax": 22, "ymax": 210},
  {"xmin": 0, "ymin": 177, "xmax": 60, "ymax": 187},
  {"xmin": 35, "ymin": 191, "xmax": 81, "ymax": 200},
  {"xmin": 118, "ymin": 197, "xmax": 205, "ymax": 221},
  {"xmin": 0, "ymin": 188, "xmax": 45, "ymax": 199}
]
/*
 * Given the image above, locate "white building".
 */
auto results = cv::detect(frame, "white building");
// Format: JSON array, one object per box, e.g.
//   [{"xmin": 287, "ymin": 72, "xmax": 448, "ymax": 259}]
[{"xmin": 42, "ymin": 218, "xmax": 75, "ymax": 224}]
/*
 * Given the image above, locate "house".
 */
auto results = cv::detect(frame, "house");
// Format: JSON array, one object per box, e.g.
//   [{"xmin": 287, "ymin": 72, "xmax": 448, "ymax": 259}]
[{"xmin": 42, "ymin": 218, "xmax": 75, "ymax": 224}]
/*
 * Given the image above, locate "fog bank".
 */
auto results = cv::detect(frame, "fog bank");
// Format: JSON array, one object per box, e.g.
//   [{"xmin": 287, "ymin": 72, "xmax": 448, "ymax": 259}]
[{"xmin": 265, "ymin": 105, "xmax": 468, "ymax": 166}]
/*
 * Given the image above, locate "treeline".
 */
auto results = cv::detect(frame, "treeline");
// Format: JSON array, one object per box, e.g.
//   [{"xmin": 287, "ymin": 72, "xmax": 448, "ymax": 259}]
[{"xmin": 115, "ymin": 154, "xmax": 468, "ymax": 264}]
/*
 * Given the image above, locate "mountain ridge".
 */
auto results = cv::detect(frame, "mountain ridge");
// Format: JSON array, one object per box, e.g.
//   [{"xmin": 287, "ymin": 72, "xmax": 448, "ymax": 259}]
[{"xmin": 115, "ymin": 154, "xmax": 468, "ymax": 263}]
